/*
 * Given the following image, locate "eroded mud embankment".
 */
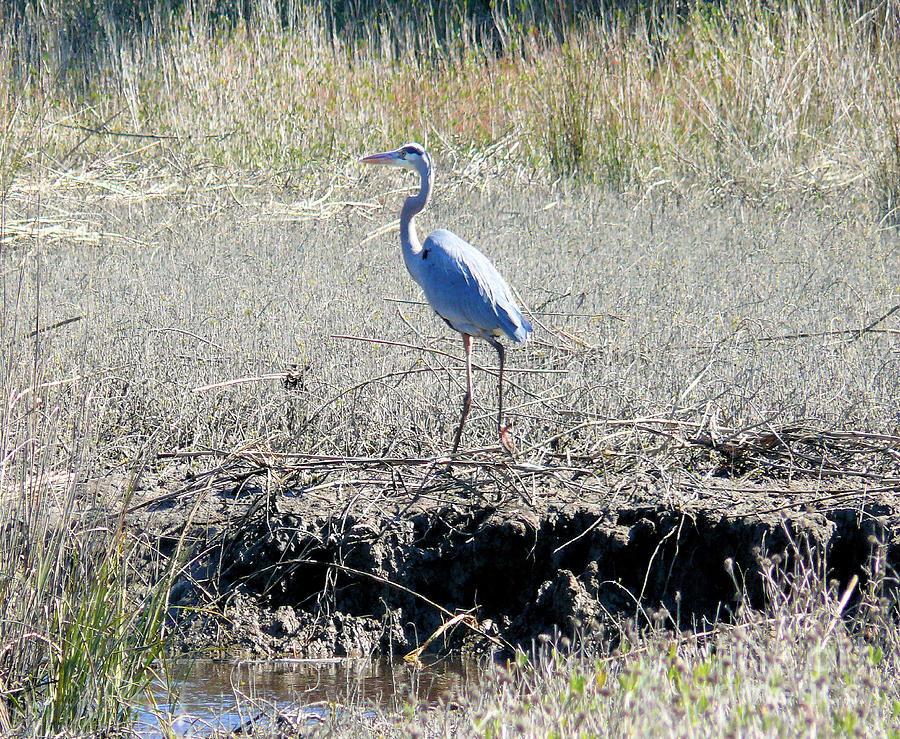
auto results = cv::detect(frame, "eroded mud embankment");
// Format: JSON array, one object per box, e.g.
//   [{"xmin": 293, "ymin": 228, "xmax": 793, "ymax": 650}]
[{"xmin": 164, "ymin": 484, "xmax": 898, "ymax": 657}]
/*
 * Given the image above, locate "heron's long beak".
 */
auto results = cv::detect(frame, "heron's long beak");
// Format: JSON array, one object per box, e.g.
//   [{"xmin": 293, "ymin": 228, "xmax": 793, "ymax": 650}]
[{"xmin": 359, "ymin": 150, "xmax": 401, "ymax": 166}]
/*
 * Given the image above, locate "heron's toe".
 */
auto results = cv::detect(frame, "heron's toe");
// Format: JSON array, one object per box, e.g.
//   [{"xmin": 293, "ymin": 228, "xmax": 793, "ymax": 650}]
[{"xmin": 499, "ymin": 424, "xmax": 516, "ymax": 455}]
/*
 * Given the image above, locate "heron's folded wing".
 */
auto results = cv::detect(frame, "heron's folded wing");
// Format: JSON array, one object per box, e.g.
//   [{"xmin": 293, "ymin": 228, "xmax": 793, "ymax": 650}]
[{"xmin": 418, "ymin": 229, "xmax": 528, "ymax": 341}]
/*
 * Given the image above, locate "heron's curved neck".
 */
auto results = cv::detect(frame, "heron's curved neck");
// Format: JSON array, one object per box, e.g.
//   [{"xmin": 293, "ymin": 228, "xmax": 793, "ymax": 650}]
[{"xmin": 400, "ymin": 162, "xmax": 433, "ymax": 262}]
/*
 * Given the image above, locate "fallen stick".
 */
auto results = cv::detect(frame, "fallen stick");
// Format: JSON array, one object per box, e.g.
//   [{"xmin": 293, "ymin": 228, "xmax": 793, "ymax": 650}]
[{"xmin": 192, "ymin": 373, "xmax": 291, "ymax": 392}]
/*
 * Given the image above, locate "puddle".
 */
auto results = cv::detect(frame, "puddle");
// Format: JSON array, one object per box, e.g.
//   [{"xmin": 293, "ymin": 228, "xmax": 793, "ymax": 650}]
[{"xmin": 136, "ymin": 656, "xmax": 476, "ymax": 736}]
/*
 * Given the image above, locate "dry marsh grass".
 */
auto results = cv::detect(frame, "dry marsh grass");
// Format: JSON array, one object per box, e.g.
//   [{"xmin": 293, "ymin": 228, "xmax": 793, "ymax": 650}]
[
  {"xmin": 4, "ymin": 180, "xmax": 897, "ymax": 464},
  {"xmin": 1, "ymin": 0, "xmax": 899, "ymax": 207},
  {"xmin": 441, "ymin": 580, "xmax": 900, "ymax": 738}
]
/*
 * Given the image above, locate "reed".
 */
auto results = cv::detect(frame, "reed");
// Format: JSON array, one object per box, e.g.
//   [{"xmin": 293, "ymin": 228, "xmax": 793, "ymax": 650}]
[
  {"xmin": 0, "ymin": 248, "xmax": 181, "ymax": 732},
  {"xmin": 1, "ymin": 1, "xmax": 898, "ymax": 206}
]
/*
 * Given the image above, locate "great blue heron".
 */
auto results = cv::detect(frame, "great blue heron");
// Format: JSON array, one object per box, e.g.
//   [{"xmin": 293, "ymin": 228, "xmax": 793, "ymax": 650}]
[{"xmin": 360, "ymin": 142, "xmax": 532, "ymax": 454}]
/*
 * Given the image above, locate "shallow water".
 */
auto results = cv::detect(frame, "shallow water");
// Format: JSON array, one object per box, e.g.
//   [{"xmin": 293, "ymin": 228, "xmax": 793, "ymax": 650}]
[{"xmin": 137, "ymin": 656, "xmax": 475, "ymax": 736}]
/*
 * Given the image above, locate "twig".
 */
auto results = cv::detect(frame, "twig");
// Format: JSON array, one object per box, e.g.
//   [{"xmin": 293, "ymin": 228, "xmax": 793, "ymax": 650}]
[
  {"xmin": 27, "ymin": 315, "xmax": 82, "ymax": 338},
  {"xmin": 852, "ymin": 304, "xmax": 900, "ymax": 338},
  {"xmin": 330, "ymin": 333, "xmax": 567, "ymax": 374},
  {"xmin": 331, "ymin": 333, "xmax": 464, "ymax": 363},
  {"xmin": 382, "ymin": 296, "xmax": 627, "ymax": 320},
  {"xmin": 53, "ymin": 121, "xmax": 238, "ymax": 141},
  {"xmin": 404, "ymin": 612, "xmax": 480, "ymax": 666},
  {"xmin": 192, "ymin": 373, "xmax": 290, "ymax": 393},
  {"xmin": 758, "ymin": 486, "xmax": 900, "ymax": 515},
  {"xmin": 752, "ymin": 304, "xmax": 900, "ymax": 344},
  {"xmin": 156, "ymin": 447, "xmax": 560, "ymax": 475},
  {"xmin": 149, "ymin": 326, "xmax": 226, "ymax": 351}
]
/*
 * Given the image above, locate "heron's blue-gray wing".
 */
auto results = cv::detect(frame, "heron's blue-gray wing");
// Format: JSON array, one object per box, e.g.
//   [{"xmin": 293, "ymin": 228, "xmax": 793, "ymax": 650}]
[{"xmin": 416, "ymin": 229, "xmax": 531, "ymax": 342}]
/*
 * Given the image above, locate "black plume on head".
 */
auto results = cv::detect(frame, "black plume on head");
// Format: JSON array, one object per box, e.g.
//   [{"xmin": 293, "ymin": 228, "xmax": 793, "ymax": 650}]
[{"xmin": 401, "ymin": 143, "xmax": 427, "ymax": 157}]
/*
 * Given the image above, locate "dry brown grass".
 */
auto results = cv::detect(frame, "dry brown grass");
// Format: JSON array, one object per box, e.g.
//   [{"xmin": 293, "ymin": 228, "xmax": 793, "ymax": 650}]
[
  {"xmin": 1, "ymin": 176, "xmax": 897, "ymax": 466},
  {"xmin": 1, "ymin": 1, "xmax": 899, "ymax": 207}
]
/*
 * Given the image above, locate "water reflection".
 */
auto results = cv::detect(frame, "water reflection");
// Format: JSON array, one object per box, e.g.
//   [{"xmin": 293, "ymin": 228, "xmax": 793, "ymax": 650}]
[{"xmin": 138, "ymin": 656, "xmax": 475, "ymax": 737}]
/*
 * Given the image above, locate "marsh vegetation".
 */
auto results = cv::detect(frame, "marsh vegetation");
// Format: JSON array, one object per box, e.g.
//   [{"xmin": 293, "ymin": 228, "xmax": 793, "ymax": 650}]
[{"xmin": 1, "ymin": 0, "xmax": 900, "ymax": 735}]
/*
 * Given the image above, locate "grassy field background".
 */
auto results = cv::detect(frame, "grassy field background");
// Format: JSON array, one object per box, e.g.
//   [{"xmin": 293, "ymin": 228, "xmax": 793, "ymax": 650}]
[
  {"xmin": 6, "ymin": 181, "xmax": 900, "ymax": 463},
  {"xmin": 2, "ymin": 0, "xmax": 900, "ymax": 200},
  {"xmin": 2, "ymin": 0, "xmax": 900, "ymax": 734}
]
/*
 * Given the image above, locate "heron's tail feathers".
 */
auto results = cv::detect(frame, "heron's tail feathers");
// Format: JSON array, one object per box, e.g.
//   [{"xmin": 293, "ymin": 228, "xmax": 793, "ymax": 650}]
[{"xmin": 511, "ymin": 317, "xmax": 533, "ymax": 342}]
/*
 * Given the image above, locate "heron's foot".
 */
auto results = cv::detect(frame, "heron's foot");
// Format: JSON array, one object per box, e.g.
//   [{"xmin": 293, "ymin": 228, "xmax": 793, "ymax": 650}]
[
  {"xmin": 442, "ymin": 449, "xmax": 462, "ymax": 477},
  {"xmin": 499, "ymin": 424, "xmax": 517, "ymax": 456}
]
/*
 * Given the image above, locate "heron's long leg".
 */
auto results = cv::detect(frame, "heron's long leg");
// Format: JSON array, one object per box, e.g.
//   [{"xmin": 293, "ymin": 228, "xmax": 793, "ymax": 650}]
[
  {"xmin": 450, "ymin": 333, "xmax": 473, "ymax": 454},
  {"xmin": 488, "ymin": 337, "xmax": 515, "ymax": 454},
  {"xmin": 487, "ymin": 337, "xmax": 506, "ymax": 434}
]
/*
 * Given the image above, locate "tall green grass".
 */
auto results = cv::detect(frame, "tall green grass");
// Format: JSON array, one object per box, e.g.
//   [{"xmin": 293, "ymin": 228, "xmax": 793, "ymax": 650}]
[
  {"xmin": 0, "ymin": 204, "xmax": 180, "ymax": 731},
  {"xmin": 0, "ymin": 371, "xmax": 179, "ymax": 732}
]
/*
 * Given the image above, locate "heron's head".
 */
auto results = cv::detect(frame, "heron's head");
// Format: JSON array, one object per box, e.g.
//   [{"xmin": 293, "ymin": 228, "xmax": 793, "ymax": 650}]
[{"xmin": 360, "ymin": 143, "xmax": 431, "ymax": 174}]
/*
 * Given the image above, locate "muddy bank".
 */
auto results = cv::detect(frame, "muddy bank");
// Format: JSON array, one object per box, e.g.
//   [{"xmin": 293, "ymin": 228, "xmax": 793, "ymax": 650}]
[{"xmin": 117, "ymin": 449, "xmax": 900, "ymax": 659}]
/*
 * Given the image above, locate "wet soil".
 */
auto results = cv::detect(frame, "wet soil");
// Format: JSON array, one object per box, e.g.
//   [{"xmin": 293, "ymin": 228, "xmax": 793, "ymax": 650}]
[{"xmin": 119, "ymin": 453, "xmax": 900, "ymax": 659}]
